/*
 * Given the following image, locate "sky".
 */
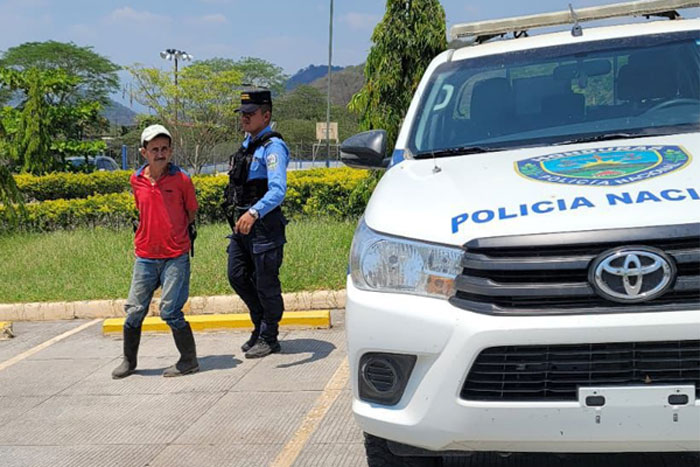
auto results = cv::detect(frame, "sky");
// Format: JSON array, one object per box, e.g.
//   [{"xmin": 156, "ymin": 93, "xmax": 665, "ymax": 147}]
[{"xmin": 0, "ymin": 0, "xmax": 696, "ymax": 106}]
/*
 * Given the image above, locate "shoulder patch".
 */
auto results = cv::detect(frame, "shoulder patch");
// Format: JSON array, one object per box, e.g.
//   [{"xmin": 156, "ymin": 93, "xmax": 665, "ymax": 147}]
[{"xmin": 266, "ymin": 153, "xmax": 279, "ymax": 170}]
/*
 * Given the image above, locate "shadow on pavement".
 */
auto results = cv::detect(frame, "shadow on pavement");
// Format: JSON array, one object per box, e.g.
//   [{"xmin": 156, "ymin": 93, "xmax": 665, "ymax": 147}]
[
  {"xmin": 133, "ymin": 354, "xmax": 242, "ymax": 376},
  {"xmin": 134, "ymin": 368, "xmax": 169, "ymax": 376},
  {"xmin": 275, "ymin": 338, "xmax": 337, "ymax": 368},
  {"xmin": 199, "ymin": 354, "xmax": 243, "ymax": 372}
]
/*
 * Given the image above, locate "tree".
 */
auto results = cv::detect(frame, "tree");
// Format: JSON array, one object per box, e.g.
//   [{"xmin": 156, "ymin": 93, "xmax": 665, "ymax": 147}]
[
  {"xmin": 0, "ymin": 67, "xmax": 106, "ymax": 175},
  {"xmin": 196, "ymin": 57, "xmax": 288, "ymax": 95},
  {"xmin": 349, "ymin": 0, "xmax": 447, "ymax": 150},
  {"xmin": 0, "ymin": 41, "xmax": 120, "ymax": 106},
  {"xmin": 128, "ymin": 61, "xmax": 243, "ymax": 173},
  {"xmin": 274, "ymin": 85, "xmax": 359, "ymax": 149},
  {"xmin": 309, "ymin": 64, "xmax": 365, "ymax": 106},
  {"xmin": 275, "ymin": 85, "xmax": 326, "ymax": 121},
  {"xmin": 233, "ymin": 57, "xmax": 288, "ymax": 95},
  {"xmin": 0, "ymin": 41, "xmax": 116, "ymax": 155},
  {"xmin": 12, "ymin": 69, "xmax": 52, "ymax": 174},
  {"xmin": 0, "ymin": 114, "xmax": 24, "ymax": 222}
]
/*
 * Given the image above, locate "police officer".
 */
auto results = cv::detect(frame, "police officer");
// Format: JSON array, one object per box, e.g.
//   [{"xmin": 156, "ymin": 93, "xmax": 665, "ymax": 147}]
[{"xmin": 225, "ymin": 90, "xmax": 289, "ymax": 359}]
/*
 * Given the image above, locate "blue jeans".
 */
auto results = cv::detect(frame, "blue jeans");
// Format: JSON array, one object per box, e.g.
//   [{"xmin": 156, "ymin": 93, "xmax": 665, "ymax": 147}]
[{"xmin": 124, "ymin": 254, "xmax": 190, "ymax": 330}]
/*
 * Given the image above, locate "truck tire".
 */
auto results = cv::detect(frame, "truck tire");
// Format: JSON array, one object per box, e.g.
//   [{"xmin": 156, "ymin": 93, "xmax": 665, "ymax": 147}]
[{"xmin": 364, "ymin": 433, "xmax": 441, "ymax": 467}]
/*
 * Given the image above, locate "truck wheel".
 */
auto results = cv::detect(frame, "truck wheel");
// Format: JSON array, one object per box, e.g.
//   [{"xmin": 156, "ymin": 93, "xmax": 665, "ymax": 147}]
[
  {"xmin": 364, "ymin": 432, "xmax": 441, "ymax": 467},
  {"xmin": 660, "ymin": 452, "xmax": 700, "ymax": 466}
]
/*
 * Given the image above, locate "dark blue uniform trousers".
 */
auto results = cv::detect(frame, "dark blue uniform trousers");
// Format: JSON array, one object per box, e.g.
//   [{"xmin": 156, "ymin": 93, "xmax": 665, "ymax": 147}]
[{"xmin": 227, "ymin": 230, "xmax": 285, "ymax": 344}]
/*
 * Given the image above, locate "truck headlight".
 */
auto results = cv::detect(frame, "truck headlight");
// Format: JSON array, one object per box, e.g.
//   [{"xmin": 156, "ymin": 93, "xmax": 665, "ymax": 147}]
[{"xmin": 349, "ymin": 218, "xmax": 463, "ymax": 299}]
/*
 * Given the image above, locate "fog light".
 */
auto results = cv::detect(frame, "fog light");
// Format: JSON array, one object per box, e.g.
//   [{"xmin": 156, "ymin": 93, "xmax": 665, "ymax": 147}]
[{"xmin": 359, "ymin": 352, "xmax": 416, "ymax": 405}]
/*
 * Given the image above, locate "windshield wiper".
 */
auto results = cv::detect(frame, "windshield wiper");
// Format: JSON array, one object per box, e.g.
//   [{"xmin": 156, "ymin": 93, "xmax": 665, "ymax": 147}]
[
  {"xmin": 415, "ymin": 146, "xmax": 494, "ymax": 159},
  {"xmin": 555, "ymin": 132, "xmax": 647, "ymax": 145}
]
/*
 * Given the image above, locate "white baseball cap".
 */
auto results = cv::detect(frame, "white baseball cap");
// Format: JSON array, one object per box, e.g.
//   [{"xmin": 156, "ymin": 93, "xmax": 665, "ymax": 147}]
[{"xmin": 140, "ymin": 124, "xmax": 172, "ymax": 147}]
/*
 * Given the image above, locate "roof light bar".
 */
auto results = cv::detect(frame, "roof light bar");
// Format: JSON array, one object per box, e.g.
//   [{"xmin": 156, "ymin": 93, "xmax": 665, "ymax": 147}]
[{"xmin": 450, "ymin": 0, "xmax": 700, "ymax": 41}]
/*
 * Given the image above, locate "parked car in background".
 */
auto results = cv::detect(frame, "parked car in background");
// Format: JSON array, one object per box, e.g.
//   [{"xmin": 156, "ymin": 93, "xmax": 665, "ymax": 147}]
[{"xmin": 66, "ymin": 155, "xmax": 121, "ymax": 172}]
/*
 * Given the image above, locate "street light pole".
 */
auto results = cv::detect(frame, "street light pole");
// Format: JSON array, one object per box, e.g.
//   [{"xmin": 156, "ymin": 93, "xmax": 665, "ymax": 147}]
[
  {"xmin": 174, "ymin": 56, "xmax": 179, "ymax": 126},
  {"xmin": 325, "ymin": 0, "xmax": 334, "ymax": 168},
  {"xmin": 160, "ymin": 48, "xmax": 193, "ymax": 127}
]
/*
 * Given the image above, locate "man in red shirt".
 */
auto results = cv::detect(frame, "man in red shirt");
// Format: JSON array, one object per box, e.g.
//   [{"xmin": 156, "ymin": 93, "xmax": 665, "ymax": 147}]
[{"xmin": 112, "ymin": 124, "xmax": 200, "ymax": 379}]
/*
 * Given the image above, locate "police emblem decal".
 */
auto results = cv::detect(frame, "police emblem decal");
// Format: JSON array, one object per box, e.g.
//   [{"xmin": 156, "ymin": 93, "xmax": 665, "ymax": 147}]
[
  {"xmin": 588, "ymin": 247, "xmax": 676, "ymax": 303},
  {"xmin": 515, "ymin": 145, "xmax": 691, "ymax": 186},
  {"xmin": 266, "ymin": 153, "xmax": 279, "ymax": 170}
]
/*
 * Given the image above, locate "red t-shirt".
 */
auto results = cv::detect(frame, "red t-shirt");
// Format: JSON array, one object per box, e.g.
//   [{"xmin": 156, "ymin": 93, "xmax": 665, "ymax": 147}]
[{"xmin": 131, "ymin": 164, "xmax": 198, "ymax": 259}]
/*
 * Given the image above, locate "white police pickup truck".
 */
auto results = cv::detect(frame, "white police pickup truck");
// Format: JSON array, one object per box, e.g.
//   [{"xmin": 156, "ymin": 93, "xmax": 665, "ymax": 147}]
[{"xmin": 340, "ymin": 1, "xmax": 700, "ymax": 465}]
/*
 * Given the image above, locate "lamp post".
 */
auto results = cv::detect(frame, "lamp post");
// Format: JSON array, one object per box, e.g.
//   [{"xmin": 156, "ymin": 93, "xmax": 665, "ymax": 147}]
[
  {"xmin": 160, "ymin": 48, "xmax": 193, "ymax": 125},
  {"xmin": 325, "ymin": 0, "xmax": 334, "ymax": 168}
]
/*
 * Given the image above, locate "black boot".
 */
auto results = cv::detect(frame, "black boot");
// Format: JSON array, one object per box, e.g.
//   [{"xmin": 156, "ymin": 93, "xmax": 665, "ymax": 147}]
[
  {"xmin": 241, "ymin": 330, "xmax": 259, "ymax": 352},
  {"xmin": 112, "ymin": 326, "xmax": 141, "ymax": 379},
  {"xmin": 163, "ymin": 323, "xmax": 199, "ymax": 377},
  {"xmin": 244, "ymin": 339, "xmax": 281, "ymax": 359}
]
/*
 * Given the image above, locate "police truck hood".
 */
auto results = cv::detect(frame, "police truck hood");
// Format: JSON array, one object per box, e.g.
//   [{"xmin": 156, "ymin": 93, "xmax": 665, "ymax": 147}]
[{"xmin": 363, "ymin": 134, "xmax": 700, "ymax": 246}]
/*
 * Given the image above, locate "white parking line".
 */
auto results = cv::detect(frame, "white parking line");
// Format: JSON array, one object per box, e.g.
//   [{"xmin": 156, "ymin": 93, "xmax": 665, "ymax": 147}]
[
  {"xmin": 271, "ymin": 357, "xmax": 350, "ymax": 467},
  {"xmin": 0, "ymin": 319, "xmax": 101, "ymax": 373}
]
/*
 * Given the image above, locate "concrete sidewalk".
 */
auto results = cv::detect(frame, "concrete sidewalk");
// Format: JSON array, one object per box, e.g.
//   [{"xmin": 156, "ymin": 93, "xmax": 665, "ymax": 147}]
[
  {"xmin": 1, "ymin": 317, "xmax": 697, "ymax": 466},
  {"xmin": 0, "ymin": 316, "xmax": 366, "ymax": 467}
]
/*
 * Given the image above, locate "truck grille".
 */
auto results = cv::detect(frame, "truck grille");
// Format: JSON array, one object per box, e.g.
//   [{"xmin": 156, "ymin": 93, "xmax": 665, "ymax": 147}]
[
  {"xmin": 449, "ymin": 223, "xmax": 700, "ymax": 314},
  {"xmin": 461, "ymin": 340, "xmax": 700, "ymax": 401}
]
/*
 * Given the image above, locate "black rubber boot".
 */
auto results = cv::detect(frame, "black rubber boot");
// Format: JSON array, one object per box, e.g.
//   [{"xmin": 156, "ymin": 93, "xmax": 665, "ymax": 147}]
[
  {"xmin": 111, "ymin": 326, "xmax": 141, "ymax": 379},
  {"xmin": 163, "ymin": 323, "xmax": 199, "ymax": 377}
]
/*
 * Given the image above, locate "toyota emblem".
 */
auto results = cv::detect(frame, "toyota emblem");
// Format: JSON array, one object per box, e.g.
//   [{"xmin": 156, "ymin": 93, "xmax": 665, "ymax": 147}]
[{"xmin": 589, "ymin": 247, "xmax": 675, "ymax": 303}]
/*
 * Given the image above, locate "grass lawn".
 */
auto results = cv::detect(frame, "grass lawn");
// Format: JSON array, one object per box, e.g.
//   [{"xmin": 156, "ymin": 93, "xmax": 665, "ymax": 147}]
[{"xmin": 0, "ymin": 219, "xmax": 356, "ymax": 303}]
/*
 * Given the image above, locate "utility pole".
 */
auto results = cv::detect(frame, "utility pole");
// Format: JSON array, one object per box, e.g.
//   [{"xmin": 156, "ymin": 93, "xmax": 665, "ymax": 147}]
[{"xmin": 325, "ymin": 0, "xmax": 334, "ymax": 168}]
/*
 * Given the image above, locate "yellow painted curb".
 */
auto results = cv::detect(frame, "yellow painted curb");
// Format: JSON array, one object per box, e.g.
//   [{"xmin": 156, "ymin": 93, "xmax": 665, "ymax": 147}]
[{"xmin": 102, "ymin": 311, "xmax": 331, "ymax": 334}]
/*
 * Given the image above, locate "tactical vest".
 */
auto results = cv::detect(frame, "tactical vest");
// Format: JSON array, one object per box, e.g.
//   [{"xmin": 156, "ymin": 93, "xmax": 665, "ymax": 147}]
[{"xmin": 224, "ymin": 131, "xmax": 284, "ymax": 210}]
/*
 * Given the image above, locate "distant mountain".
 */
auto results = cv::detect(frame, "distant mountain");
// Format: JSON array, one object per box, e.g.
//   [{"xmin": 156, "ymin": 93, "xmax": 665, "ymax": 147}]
[
  {"xmin": 102, "ymin": 99, "xmax": 137, "ymax": 126},
  {"xmin": 309, "ymin": 64, "xmax": 365, "ymax": 107},
  {"xmin": 286, "ymin": 64, "xmax": 344, "ymax": 91}
]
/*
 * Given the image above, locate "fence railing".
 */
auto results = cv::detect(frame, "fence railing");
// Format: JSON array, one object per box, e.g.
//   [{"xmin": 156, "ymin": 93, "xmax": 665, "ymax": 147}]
[{"xmin": 110, "ymin": 141, "xmax": 343, "ymax": 174}]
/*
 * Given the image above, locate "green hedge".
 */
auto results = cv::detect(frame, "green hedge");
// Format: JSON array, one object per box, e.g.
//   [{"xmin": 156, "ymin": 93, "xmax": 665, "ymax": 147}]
[
  {"xmin": 2, "ymin": 168, "xmax": 376, "ymax": 232},
  {"xmin": 0, "ymin": 192, "xmax": 137, "ymax": 232},
  {"xmin": 14, "ymin": 171, "xmax": 132, "ymax": 201}
]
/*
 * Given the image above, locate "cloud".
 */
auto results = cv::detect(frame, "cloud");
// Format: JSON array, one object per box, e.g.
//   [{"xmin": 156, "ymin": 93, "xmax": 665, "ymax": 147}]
[
  {"xmin": 201, "ymin": 14, "xmax": 227, "ymax": 24},
  {"xmin": 3, "ymin": 0, "xmax": 50, "ymax": 8},
  {"xmin": 0, "ymin": 4, "xmax": 52, "ymax": 50},
  {"xmin": 107, "ymin": 6, "xmax": 171, "ymax": 24},
  {"xmin": 463, "ymin": 5, "xmax": 481, "ymax": 15},
  {"xmin": 341, "ymin": 12, "xmax": 380, "ymax": 31},
  {"xmin": 67, "ymin": 24, "xmax": 99, "ymax": 43},
  {"xmin": 188, "ymin": 14, "xmax": 228, "ymax": 25},
  {"xmin": 252, "ymin": 35, "xmax": 324, "ymax": 74}
]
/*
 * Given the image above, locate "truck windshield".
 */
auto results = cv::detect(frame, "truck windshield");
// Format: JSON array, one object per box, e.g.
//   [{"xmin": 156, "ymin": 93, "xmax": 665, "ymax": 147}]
[{"xmin": 410, "ymin": 31, "xmax": 700, "ymax": 158}]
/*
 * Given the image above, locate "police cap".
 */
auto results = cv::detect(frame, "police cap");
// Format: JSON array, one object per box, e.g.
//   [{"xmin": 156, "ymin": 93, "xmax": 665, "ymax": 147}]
[{"xmin": 235, "ymin": 90, "xmax": 272, "ymax": 113}]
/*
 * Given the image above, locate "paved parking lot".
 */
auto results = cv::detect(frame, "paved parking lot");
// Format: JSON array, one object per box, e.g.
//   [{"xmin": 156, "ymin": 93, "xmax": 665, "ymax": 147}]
[
  {"xmin": 0, "ymin": 317, "xmax": 364, "ymax": 467},
  {"xmin": 0, "ymin": 318, "xmax": 697, "ymax": 467}
]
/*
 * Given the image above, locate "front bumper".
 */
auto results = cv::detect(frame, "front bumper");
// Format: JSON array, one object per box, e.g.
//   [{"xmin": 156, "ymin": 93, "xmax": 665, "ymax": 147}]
[{"xmin": 346, "ymin": 280, "xmax": 700, "ymax": 453}]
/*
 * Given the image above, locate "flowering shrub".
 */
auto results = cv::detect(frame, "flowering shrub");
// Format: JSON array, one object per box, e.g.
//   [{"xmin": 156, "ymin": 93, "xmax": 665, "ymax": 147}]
[{"xmin": 4, "ymin": 167, "xmax": 377, "ymax": 232}]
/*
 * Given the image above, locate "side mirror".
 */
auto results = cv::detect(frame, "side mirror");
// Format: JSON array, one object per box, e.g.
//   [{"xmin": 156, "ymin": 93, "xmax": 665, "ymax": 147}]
[{"xmin": 340, "ymin": 130, "xmax": 388, "ymax": 169}]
